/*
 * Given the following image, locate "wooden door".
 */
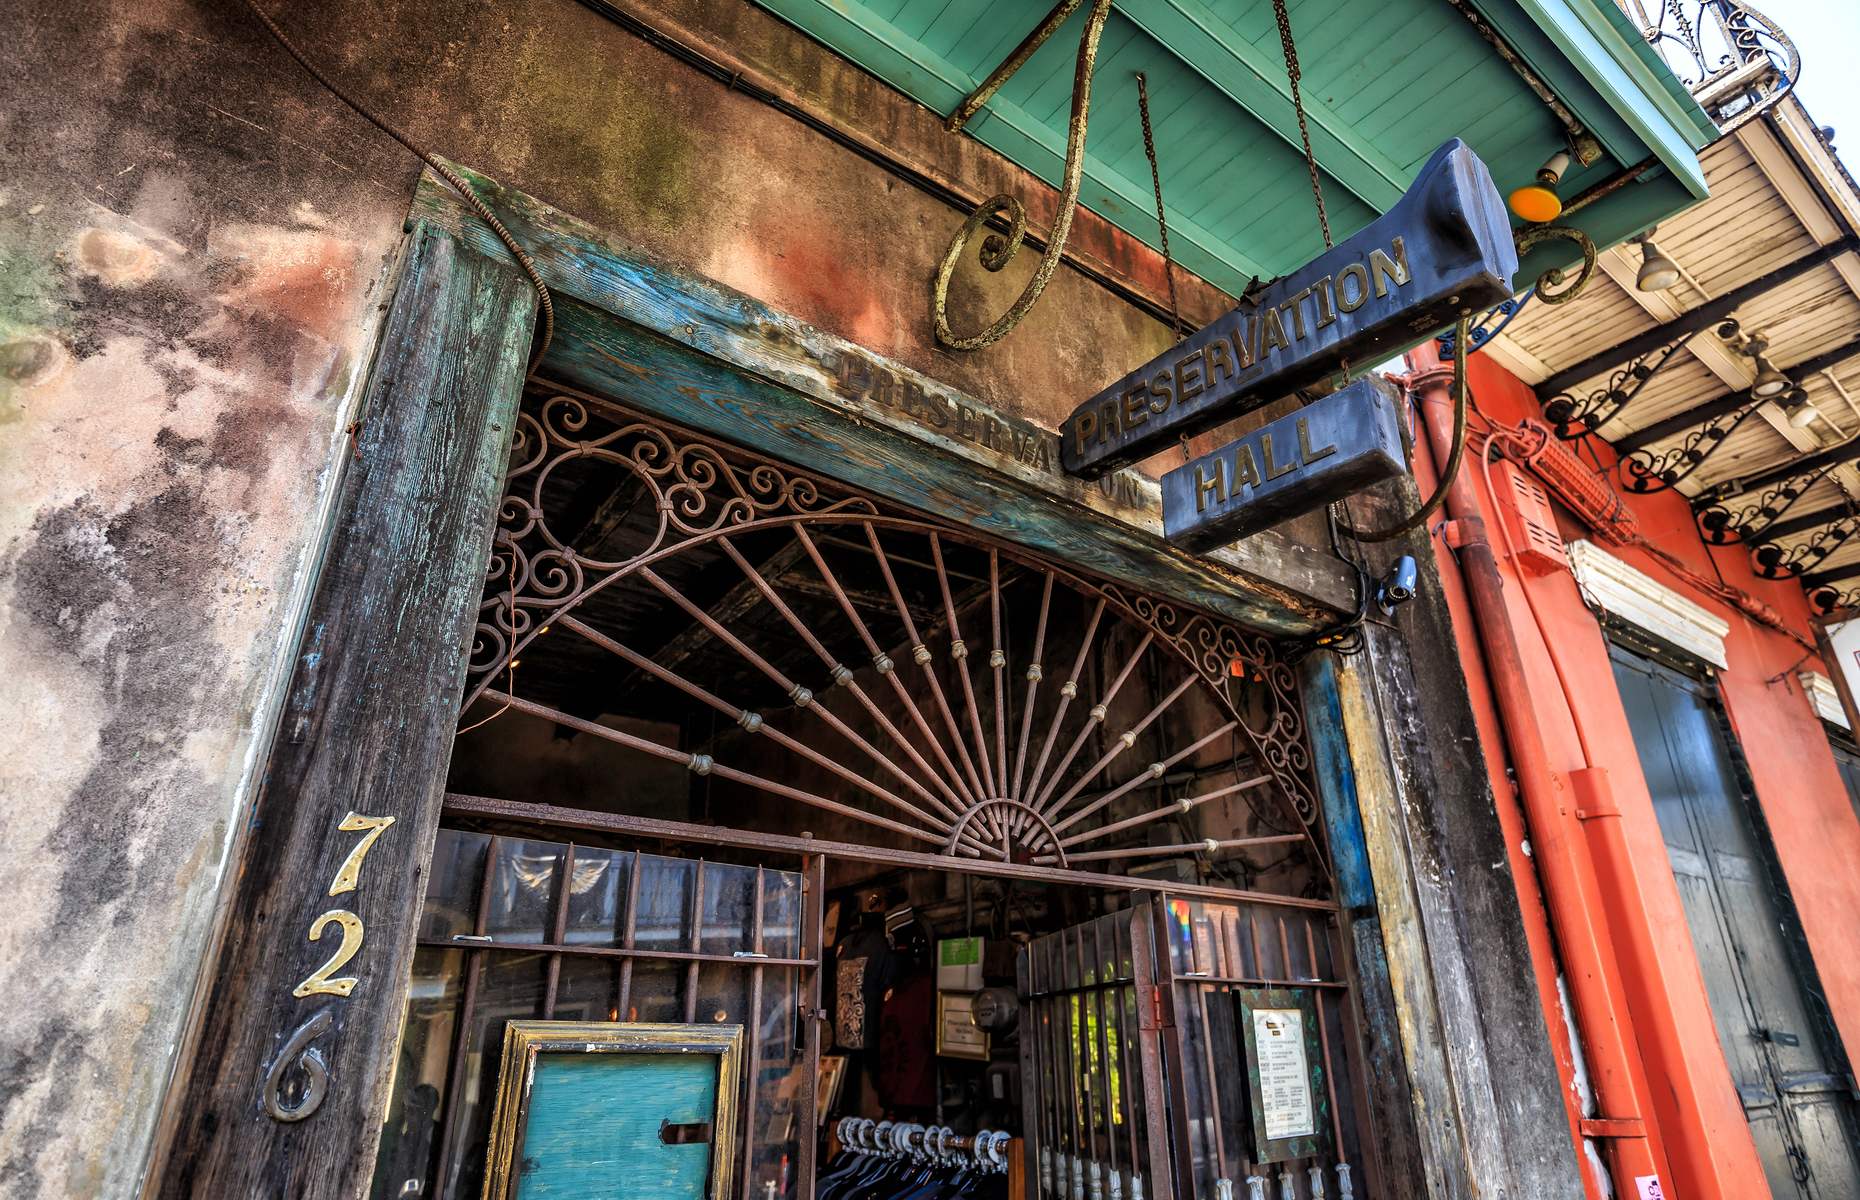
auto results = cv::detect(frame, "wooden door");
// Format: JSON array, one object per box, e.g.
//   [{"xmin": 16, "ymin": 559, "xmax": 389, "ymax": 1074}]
[{"xmin": 1611, "ymin": 645, "xmax": 1860, "ymax": 1200}]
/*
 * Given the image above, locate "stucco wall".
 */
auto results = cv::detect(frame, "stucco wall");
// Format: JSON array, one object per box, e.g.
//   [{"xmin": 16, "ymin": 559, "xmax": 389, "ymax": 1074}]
[
  {"xmin": 1446, "ymin": 350, "xmax": 1860, "ymax": 1200},
  {"xmin": 0, "ymin": 1, "xmax": 419, "ymax": 1193},
  {"xmin": 1, "ymin": 0, "xmax": 1304, "ymax": 1194}
]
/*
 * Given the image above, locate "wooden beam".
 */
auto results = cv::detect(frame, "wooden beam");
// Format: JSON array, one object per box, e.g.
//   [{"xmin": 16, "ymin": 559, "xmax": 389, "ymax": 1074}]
[
  {"xmin": 410, "ymin": 164, "xmax": 1358, "ymax": 627},
  {"xmin": 1293, "ymin": 460, "xmax": 1590, "ymax": 1200},
  {"xmin": 152, "ymin": 224, "xmax": 537, "ymax": 1199},
  {"xmin": 1535, "ymin": 235, "xmax": 1860, "ymax": 399}
]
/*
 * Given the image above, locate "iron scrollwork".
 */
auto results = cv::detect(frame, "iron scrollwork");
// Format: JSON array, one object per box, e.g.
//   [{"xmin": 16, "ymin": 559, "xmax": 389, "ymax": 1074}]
[
  {"xmin": 1635, "ymin": 0, "xmax": 1798, "ymax": 132},
  {"xmin": 932, "ymin": 0, "xmax": 1113, "ymax": 351},
  {"xmin": 1694, "ymin": 461, "xmax": 1837, "ymax": 543},
  {"xmin": 464, "ymin": 385, "xmax": 1330, "ymax": 876},
  {"xmin": 1620, "ymin": 399, "xmax": 1762, "ymax": 491},
  {"xmin": 1810, "ymin": 582, "xmax": 1860, "ymax": 616},
  {"xmin": 1545, "ymin": 330, "xmax": 1696, "ymax": 441},
  {"xmin": 1750, "ymin": 515, "xmax": 1860, "ymax": 580},
  {"xmin": 1439, "ymin": 224, "xmax": 1598, "ymax": 360}
]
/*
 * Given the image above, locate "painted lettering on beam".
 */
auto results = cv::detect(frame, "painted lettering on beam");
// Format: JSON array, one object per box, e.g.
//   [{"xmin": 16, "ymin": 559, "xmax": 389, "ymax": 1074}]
[
  {"xmin": 1161, "ymin": 379, "xmax": 1407, "ymax": 551},
  {"xmin": 1063, "ymin": 138, "xmax": 1516, "ymax": 479}
]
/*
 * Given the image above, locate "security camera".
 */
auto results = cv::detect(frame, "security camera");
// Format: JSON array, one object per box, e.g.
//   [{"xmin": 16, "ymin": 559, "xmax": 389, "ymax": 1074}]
[{"xmin": 1377, "ymin": 555, "xmax": 1418, "ymax": 615}]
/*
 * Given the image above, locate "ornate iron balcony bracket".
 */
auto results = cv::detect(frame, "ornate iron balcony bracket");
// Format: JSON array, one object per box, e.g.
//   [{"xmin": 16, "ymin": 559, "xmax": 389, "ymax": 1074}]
[
  {"xmin": 1439, "ymin": 224, "xmax": 1596, "ymax": 359},
  {"xmin": 933, "ymin": 0, "xmax": 1112, "ymax": 352},
  {"xmin": 1621, "ymin": 396, "xmax": 1762, "ymax": 493},
  {"xmin": 1546, "ymin": 328, "xmax": 1695, "ymax": 441},
  {"xmin": 1810, "ymin": 582, "xmax": 1860, "ymax": 615},
  {"xmin": 1751, "ymin": 515, "xmax": 1860, "ymax": 580},
  {"xmin": 1695, "ymin": 461, "xmax": 1837, "ymax": 543},
  {"xmin": 1637, "ymin": 0, "xmax": 1798, "ymax": 133}
]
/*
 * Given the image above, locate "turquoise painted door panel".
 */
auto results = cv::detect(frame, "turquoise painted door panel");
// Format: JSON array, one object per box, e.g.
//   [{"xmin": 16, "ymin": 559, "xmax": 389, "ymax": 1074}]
[{"xmin": 514, "ymin": 1052, "xmax": 721, "ymax": 1199}]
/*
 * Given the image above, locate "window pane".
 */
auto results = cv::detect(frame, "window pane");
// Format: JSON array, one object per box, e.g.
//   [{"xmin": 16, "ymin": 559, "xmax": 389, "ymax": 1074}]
[
  {"xmin": 419, "ymin": 831, "xmax": 488, "ymax": 942},
  {"xmin": 441, "ymin": 951, "xmax": 549, "ymax": 1200},
  {"xmin": 634, "ymin": 855, "xmax": 695, "ymax": 951},
  {"xmin": 565, "ymin": 847, "xmax": 631, "ymax": 947},
  {"xmin": 701, "ymin": 861, "xmax": 758, "ymax": 956},
  {"xmin": 484, "ymin": 839, "xmax": 561, "ymax": 944},
  {"xmin": 369, "ymin": 947, "xmax": 461, "ymax": 1200},
  {"xmin": 762, "ymin": 869, "xmax": 803, "ymax": 959}
]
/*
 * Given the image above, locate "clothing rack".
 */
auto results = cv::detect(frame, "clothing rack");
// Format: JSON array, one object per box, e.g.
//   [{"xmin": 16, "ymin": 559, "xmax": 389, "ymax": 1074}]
[{"xmin": 831, "ymin": 1118, "xmax": 1012, "ymax": 1172}]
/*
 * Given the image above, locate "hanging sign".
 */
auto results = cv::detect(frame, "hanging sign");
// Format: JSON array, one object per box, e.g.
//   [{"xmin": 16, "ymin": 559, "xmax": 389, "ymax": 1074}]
[
  {"xmin": 1060, "ymin": 138, "xmax": 1515, "ymax": 479},
  {"xmin": 1160, "ymin": 377, "xmax": 1405, "ymax": 550}
]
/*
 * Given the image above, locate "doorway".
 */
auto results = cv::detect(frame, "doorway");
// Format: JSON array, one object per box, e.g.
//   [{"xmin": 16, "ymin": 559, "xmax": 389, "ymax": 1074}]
[
  {"xmin": 1610, "ymin": 643, "xmax": 1860, "ymax": 1200},
  {"xmin": 366, "ymin": 379, "xmax": 1384, "ymax": 1200}
]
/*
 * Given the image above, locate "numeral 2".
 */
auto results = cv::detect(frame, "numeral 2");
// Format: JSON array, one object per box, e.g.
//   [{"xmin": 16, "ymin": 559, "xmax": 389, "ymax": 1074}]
[
  {"xmin": 292, "ymin": 910, "xmax": 365, "ymax": 998},
  {"xmin": 328, "ymin": 811, "xmax": 395, "ymax": 896}
]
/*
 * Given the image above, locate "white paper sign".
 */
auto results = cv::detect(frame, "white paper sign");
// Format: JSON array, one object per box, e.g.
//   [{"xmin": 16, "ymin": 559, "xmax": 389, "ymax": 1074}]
[
  {"xmin": 1634, "ymin": 1175, "xmax": 1665, "ymax": 1200},
  {"xmin": 1252, "ymin": 1008, "xmax": 1316, "ymax": 1140}
]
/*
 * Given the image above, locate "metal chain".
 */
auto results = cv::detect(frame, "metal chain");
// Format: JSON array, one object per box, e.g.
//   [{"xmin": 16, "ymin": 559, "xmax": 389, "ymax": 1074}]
[
  {"xmin": 1135, "ymin": 72, "xmax": 1185, "ymax": 342},
  {"xmin": 1272, "ymin": 0, "xmax": 1332, "ymax": 249}
]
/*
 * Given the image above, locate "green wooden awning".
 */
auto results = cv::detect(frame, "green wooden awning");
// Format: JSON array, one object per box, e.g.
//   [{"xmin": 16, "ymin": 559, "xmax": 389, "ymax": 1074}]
[{"xmin": 753, "ymin": 0, "xmax": 1717, "ymax": 298}]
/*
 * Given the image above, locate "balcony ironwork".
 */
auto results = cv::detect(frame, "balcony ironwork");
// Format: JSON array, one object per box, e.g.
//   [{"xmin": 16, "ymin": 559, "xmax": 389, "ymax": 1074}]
[{"xmin": 1627, "ymin": 0, "xmax": 1798, "ymax": 132}]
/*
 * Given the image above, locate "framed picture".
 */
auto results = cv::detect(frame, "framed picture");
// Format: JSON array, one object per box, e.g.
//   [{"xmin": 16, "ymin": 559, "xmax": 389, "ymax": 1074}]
[
  {"xmin": 1236, "ymin": 988, "xmax": 1330, "ymax": 1164},
  {"xmin": 935, "ymin": 990, "xmax": 990, "ymax": 1061},
  {"xmin": 481, "ymin": 1021, "xmax": 743, "ymax": 1200},
  {"xmin": 816, "ymin": 1054, "xmax": 849, "ymax": 1123}
]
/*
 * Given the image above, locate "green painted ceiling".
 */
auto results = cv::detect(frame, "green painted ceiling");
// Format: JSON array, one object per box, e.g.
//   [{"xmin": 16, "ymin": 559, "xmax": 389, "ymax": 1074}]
[{"xmin": 753, "ymin": 0, "xmax": 1717, "ymax": 299}]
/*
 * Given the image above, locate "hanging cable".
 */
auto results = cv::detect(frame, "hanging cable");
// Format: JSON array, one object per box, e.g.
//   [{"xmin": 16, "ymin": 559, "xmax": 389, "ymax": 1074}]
[
  {"xmin": 241, "ymin": 0, "xmax": 554, "ymax": 374},
  {"xmin": 1335, "ymin": 317, "xmax": 1471, "ymax": 543}
]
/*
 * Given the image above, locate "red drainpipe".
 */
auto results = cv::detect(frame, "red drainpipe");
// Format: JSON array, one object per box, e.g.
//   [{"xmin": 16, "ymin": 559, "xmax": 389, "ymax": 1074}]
[{"xmin": 1410, "ymin": 361, "xmax": 1675, "ymax": 1199}]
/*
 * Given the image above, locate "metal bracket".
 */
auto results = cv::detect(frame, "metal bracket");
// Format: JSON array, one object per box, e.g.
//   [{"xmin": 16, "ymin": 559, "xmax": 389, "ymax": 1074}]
[{"xmin": 933, "ymin": 0, "xmax": 1113, "ymax": 351}]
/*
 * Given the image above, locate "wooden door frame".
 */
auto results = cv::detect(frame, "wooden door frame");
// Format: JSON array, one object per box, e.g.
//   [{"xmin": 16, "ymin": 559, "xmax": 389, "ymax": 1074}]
[{"xmin": 151, "ymin": 164, "xmax": 1577, "ymax": 1200}]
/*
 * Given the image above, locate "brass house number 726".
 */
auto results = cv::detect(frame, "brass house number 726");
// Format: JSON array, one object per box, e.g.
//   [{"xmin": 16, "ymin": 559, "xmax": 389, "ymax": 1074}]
[{"xmin": 262, "ymin": 811, "xmax": 396, "ymax": 1123}]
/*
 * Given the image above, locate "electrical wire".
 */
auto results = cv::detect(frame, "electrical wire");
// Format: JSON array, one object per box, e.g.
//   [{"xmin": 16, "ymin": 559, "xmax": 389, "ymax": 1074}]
[
  {"xmin": 1336, "ymin": 317, "xmax": 1471, "ymax": 543},
  {"xmin": 241, "ymin": 0, "xmax": 554, "ymax": 374}
]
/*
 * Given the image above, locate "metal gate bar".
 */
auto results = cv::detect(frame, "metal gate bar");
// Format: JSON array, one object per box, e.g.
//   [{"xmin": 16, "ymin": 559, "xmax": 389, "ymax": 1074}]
[{"xmin": 441, "ymin": 793, "xmax": 1340, "ymax": 912}]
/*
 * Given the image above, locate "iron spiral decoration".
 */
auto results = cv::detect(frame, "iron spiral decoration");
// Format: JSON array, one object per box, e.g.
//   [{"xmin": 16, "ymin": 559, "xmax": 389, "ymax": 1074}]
[
  {"xmin": 1636, "ymin": 0, "xmax": 1799, "ymax": 132},
  {"xmin": 462, "ymin": 382, "xmax": 1327, "ymax": 877},
  {"xmin": 932, "ymin": 0, "xmax": 1113, "ymax": 352},
  {"xmin": 1694, "ymin": 461, "xmax": 1836, "ymax": 543},
  {"xmin": 1545, "ymin": 331, "xmax": 1696, "ymax": 441},
  {"xmin": 1750, "ymin": 515, "xmax": 1860, "ymax": 580},
  {"xmin": 1621, "ymin": 399, "xmax": 1764, "ymax": 493}
]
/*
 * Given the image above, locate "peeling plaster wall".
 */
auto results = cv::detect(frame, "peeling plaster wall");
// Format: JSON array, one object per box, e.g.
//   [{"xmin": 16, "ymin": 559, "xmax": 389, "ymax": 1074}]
[
  {"xmin": 0, "ymin": 3, "xmax": 415, "ymax": 1194},
  {"xmin": 2, "ymin": 1, "xmax": 1328, "ymax": 1195}
]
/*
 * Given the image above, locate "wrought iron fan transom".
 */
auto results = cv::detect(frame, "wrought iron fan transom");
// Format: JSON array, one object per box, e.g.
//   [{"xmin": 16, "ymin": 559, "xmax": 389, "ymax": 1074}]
[{"xmin": 461, "ymin": 383, "xmax": 1327, "ymax": 882}]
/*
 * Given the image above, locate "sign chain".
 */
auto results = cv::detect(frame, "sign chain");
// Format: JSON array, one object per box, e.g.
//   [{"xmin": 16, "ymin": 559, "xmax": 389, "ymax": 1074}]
[
  {"xmin": 1136, "ymin": 72, "xmax": 1186, "ymax": 344},
  {"xmin": 1272, "ymin": 0, "xmax": 1332, "ymax": 250}
]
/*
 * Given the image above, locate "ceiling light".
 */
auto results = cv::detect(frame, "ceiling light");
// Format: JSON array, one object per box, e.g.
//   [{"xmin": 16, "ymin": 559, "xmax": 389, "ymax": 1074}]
[
  {"xmin": 1789, "ymin": 401, "xmax": 1821, "ymax": 428},
  {"xmin": 1743, "ymin": 334, "xmax": 1791, "ymax": 398},
  {"xmin": 1751, "ymin": 355, "xmax": 1790, "ymax": 398},
  {"xmin": 1510, "ymin": 151, "xmax": 1571, "ymax": 224},
  {"xmin": 1631, "ymin": 234, "xmax": 1681, "ymax": 291}
]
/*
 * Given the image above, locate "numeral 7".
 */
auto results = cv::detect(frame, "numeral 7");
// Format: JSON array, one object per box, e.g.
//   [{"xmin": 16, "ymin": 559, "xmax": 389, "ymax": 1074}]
[{"xmin": 328, "ymin": 812, "xmax": 395, "ymax": 896}]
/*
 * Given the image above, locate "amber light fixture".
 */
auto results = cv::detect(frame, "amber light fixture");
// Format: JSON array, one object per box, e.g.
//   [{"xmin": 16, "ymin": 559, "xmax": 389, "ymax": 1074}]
[{"xmin": 1510, "ymin": 151, "xmax": 1571, "ymax": 223}]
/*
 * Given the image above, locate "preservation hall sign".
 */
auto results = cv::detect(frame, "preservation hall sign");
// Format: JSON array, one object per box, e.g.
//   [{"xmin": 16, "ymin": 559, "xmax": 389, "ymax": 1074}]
[
  {"xmin": 1160, "ymin": 378, "xmax": 1406, "ymax": 551},
  {"xmin": 1061, "ymin": 138, "xmax": 1517, "ymax": 482}
]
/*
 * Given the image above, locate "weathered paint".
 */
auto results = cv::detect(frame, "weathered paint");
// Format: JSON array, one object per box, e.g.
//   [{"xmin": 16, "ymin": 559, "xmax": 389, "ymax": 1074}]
[
  {"xmin": 0, "ymin": 3, "xmax": 414, "ymax": 1194},
  {"xmin": 1438, "ymin": 344, "xmax": 1860, "ymax": 1200},
  {"xmin": 0, "ymin": 2, "xmax": 1354, "ymax": 1193}
]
